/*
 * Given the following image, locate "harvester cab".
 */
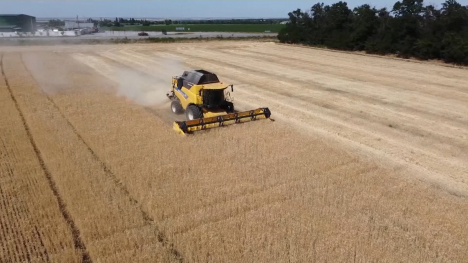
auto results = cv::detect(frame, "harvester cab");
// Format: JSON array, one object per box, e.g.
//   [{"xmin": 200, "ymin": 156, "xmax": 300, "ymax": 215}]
[{"xmin": 166, "ymin": 69, "xmax": 272, "ymax": 135}]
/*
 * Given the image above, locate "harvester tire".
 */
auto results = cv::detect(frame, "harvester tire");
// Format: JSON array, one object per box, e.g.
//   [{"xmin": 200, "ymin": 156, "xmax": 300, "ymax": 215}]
[
  {"xmin": 226, "ymin": 102, "xmax": 235, "ymax": 113},
  {"xmin": 186, "ymin": 105, "xmax": 203, "ymax": 120},
  {"xmin": 171, "ymin": 100, "xmax": 184, "ymax": 114}
]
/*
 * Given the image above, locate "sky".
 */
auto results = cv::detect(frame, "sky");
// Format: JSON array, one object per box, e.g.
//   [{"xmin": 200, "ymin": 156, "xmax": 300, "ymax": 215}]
[{"xmin": 1, "ymin": 0, "xmax": 467, "ymax": 19}]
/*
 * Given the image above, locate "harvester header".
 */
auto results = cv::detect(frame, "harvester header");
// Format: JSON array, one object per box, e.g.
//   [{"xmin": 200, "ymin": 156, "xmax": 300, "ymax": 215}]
[{"xmin": 166, "ymin": 69, "xmax": 272, "ymax": 135}]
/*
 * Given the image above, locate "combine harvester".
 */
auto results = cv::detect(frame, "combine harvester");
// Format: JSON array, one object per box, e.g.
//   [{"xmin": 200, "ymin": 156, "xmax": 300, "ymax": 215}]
[{"xmin": 166, "ymin": 69, "xmax": 272, "ymax": 135}]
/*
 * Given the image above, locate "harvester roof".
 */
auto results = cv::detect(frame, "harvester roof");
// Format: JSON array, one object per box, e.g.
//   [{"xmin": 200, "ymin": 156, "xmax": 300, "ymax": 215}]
[{"xmin": 182, "ymin": 69, "xmax": 220, "ymax": 85}]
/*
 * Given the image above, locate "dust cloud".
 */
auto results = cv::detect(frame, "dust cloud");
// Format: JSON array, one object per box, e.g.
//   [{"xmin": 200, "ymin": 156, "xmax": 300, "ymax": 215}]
[
  {"xmin": 112, "ymin": 57, "xmax": 187, "ymax": 107},
  {"xmin": 21, "ymin": 52, "xmax": 75, "ymax": 95},
  {"xmin": 113, "ymin": 69, "xmax": 167, "ymax": 107},
  {"xmin": 24, "ymin": 51, "xmax": 189, "ymax": 109}
]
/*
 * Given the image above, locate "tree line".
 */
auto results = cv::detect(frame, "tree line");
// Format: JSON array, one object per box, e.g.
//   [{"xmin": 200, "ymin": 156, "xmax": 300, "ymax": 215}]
[
  {"xmin": 278, "ymin": 0, "xmax": 468, "ymax": 65},
  {"xmin": 97, "ymin": 18, "xmax": 285, "ymax": 27},
  {"xmin": 48, "ymin": 19, "xmax": 65, "ymax": 27}
]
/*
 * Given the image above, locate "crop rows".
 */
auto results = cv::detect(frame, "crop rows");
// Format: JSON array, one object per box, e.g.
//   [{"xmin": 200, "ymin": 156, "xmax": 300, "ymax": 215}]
[
  {"xmin": 0, "ymin": 54, "xmax": 81, "ymax": 262},
  {"xmin": 2, "ymin": 52, "xmax": 179, "ymax": 262},
  {"xmin": 1, "ymin": 41, "xmax": 467, "ymax": 262}
]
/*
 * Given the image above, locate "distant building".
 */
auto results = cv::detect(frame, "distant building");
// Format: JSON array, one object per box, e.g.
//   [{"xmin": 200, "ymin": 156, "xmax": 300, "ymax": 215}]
[
  {"xmin": 64, "ymin": 21, "xmax": 94, "ymax": 30},
  {"xmin": 0, "ymin": 14, "xmax": 36, "ymax": 32}
]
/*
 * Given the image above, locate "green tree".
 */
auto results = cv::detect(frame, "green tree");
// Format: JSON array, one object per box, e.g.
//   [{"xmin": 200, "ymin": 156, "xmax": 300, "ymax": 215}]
[
  {"xmin": 440, "ymin": 0, "xmax": 468, "ymax": 63},
  {"xmin": 414, "ymin": 5, "xmax": 442, "ymax": 59},
  {"xmin": 48, "ymin": 19, "xmax": 65, "ymax": 27},
  {"xmin": 365, "ymin": 8, "xmax": 396, "ymax": 55},
  {"xmin": 323, "ymin": 1, "xmax": 353, "ymax": 49},
  {"xmin": 275, "ymin": 0, "xmax": 468, "ymax": 65},
  {"xmin": 390, "ymin": 0, "xmax": 424, "ymax": 57},
  {"xmin": 350, "ymin": 4, "xmax": 380, "ymax": 50},
  {"xmin": 308, "ymin": 3, "xmax": 329, "ymax": 45},
  {"xmin": 277, "ymin": 9, "xmax": 310, "ymax": 43}
]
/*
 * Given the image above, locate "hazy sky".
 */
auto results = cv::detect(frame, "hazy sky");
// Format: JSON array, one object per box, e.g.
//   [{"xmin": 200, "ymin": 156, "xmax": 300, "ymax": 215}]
[{"xmin": 1, "ymin": 0, "xmax": 467, "ymax": 19}]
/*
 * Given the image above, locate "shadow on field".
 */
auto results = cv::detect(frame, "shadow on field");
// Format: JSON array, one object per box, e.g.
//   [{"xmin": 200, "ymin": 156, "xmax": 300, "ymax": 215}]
[
  {"xmin": 144, "ymin": 100, "xmax": 247, "ymax": 128},
  {"xmin": 144, "ymin": 100, "xmax": 186, "ymax": 127}
]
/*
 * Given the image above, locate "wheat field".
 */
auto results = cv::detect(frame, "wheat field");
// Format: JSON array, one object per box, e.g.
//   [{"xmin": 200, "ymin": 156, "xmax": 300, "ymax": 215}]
[{"xmin": 1, "ymin": 41, "xmax": 467, "ymax": 262}]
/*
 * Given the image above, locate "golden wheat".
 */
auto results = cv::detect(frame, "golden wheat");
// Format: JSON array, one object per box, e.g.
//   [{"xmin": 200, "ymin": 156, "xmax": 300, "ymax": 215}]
[
  {"xmin": 0, "ymin": 55, "xmax": 80, "ymax": 263},
  {"xmin": 2, "ymin": 53, "xmax": 178, "ymax": 262},
  {"xmin": 1, "ymin": 41, "xmax": 467, "ymax": 262}
]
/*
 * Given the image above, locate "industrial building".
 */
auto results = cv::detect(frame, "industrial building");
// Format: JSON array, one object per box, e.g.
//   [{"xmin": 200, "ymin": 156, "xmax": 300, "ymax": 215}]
[{"xmin": 0, "ymin": 14, "xmax": 36, "ymax": 32}]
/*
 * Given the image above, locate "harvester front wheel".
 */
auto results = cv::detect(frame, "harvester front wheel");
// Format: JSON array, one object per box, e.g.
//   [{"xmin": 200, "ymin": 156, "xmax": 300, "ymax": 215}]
[
  {"xmin": 171, "ymin": 100, "xmax": 184, "ymax": 114},
  {"xmin": 186, "ymin": 105, "xmax": 203, "ymax": 120},
  {"xmin": 225, "ymin": 102, "xmax": 235, "ymax": 113}
]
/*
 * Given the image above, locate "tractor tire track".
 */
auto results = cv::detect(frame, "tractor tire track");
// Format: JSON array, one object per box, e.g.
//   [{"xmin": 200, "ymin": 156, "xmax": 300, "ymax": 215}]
[
  {"xmin": 177, "ymin": 47, "xmax": 468, "ymax": 125},
  {"xmin": 95, "ymin": 48, "xmax": 468, "ymax": 196},
  {"xmin": 72, "ymin": 52, "xmax": 186, "ymax": 127},
  {"xmin": 168, "ymin": 160, "xmax": 365, "ymax": 236},
  {"xmin": 150, "ymin": 49, "xmax": 467, "ymax": 146},
  {"xmin": 166, "ymin": 49, "xmax": 468, "ymax": 196},
  {"xmin": 239, "ymin": 44, "xmax": 468, "ymax": 95},
  {"xmin": 273, "ymin": 42, "xmax": 468, "ymax": 71},
  {"xmin": 20, "ymin": 53, "xmax": 184, "ymax": 263},
  {"xmin": 1, "ymin": 54, "xmax": 92, "ymax": 263},
  {"xmin": 80, "ymin": 50, "xmax": 364, "ymax": 223}
]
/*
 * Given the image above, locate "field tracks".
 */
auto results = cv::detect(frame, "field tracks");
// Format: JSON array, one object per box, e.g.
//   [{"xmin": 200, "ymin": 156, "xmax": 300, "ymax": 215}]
[
  {"xmin": 72, "ymin": 52, "xmax": 181, "ymax": 125},
  {"xmin": 164, "ymin": 48, "xmax": 468, "ymax": 196},
  {"xmin": 33, "ymin": 226, "xmax": 50, "ymax": 262},
  {"xmin": 274, "ymin": 43, "xmax": 468, "ymax": 71},
  {"xmin": 19, "ymin": 53, "xmax": 154, "ymax": 224},
  {"xmin": 1, "ymin": 53, "xmax": 91, "ymax": 262},
  {"xmin": 219, "ymin": 47, "xmax": 468, "ymax": 100},
  {"xmin": 86, "ymin": 46, "xmax": 468, "ymax": 196},
  {"xmin": 2, "ymin": 43, "xmax": 468, "ymax": 262},
  {"xmin": 18, "ymin": 53, "xmax": 184, "ymax": 262},
  {"xmin": 168, "ymin": 160, "xmax": 373, "ymax": 237}
]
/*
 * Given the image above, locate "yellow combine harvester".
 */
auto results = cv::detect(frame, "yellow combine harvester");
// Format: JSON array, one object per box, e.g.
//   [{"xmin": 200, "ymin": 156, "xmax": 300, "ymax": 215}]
[{"xmin": 166, "ymin": 69, "xmax": 272, "ymax": 135}]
